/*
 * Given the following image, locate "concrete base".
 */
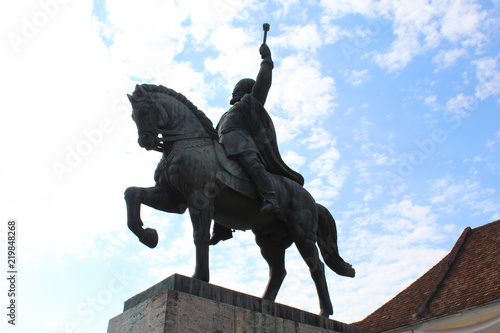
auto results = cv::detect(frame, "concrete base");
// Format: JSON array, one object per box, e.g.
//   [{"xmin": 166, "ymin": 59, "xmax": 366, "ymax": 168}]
[{"xmin": 107, "ymin": 274, "xmax": 360, "ymax": 333}]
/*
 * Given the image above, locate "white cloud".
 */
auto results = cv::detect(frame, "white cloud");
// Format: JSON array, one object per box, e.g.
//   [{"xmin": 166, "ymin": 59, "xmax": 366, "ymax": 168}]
[
  {"xmin": 429, "ymin": 176, "xmax": 499, "ymax": 215},
  {"xmin": 272, "ymin": 114, "xmax": 302, "ymax": 144},
  {"xmin": 181, "ymin": 0, "xmax": 259, "ymax": 42},
  {"xmin": 42, "ymin": 319, "xmax": 63, "ymax": 329},
  {"xmin": 105, "ymin": 0, "xmax": 188, "ymax": 72},
  {"xmin": 282, "ymin": 150, "xmax": 306, "ymax": 168},
  {"xmin": 363, "ymin": 185, "xmax": 383, "ymax": 201},
  {"xmin": 209, "ymin": 25, "xmax": 254, "ymax": 53},
  {"xmin": 344, "ymin": 69, "xmax": 371, "ymax": 86},
  {"xmin": 424, "ymin": 95, "xmax": 437, "ymax": 105},
  {"xmin": 361, "ymin": 142, "xmax": 397, "ymax": 168},
  {"xmin": 384, "ymin": 199, "xmax": 435, "ymax": 224},
  {"xmin": 473, "ymin": 56, "xmax": 500, "ymax": 100},
  {"xmin": 309, "ymin": 147, "xmax": 349, "ymax": 195},
  {"xmin": 311, "ymin": 147, "xmax": 341, "ymax": 174},
  {"xmin": 204, "ymin": 25, "xmax": 261, "ymax": 88},
  {"xmin": 486, "ymin": 131, "xmax": 500, "ymax": 149},
  {"xmin": 142, "ymin": 61, "xmax": 209, "ymax": 107},
  {"xmin": 352, "ymin": 116, "xmax": 374, "ymax": 142},
  {"xmin": 423, "ymin": 94, "xmax": 440, "ymax": 113},
  {"xmin": 321, "ymin": 0, "xmax": 488, "ymax": 72},
  {"xmin": 306, "ymin": 178, "xmax": 343, "ymax": 204},
  {"xmin": 373, "ymin": 25, "xmax": 422, "ymax": 72},
  {"xmin": 320, "ymin": 0, "xmax": 381, "ymax": 19},
  {"xmin": 433, "ymin": 48, "xmax": 467, "ymax": 70},
  {"xmin": 0, "ymin": 1, "xmax": 144, "ymax": 263},
  {"xmin": 106, "ymin": 0, "xmax": 187, "ymax": 36},
  {"xmin": 334, "ymin": 198, "xmax": 453, "ymax": 320},
  {"xmin": 439, "ymin": 0, "xmax": 485, "ymax": 43},
  {"xmin": 105, "ymin": 0, "xmax": 258, "ymax": 47},
  {"xmin": 302, "ymin": 127, "xmax": 335, "ymax": 149},
  {"xmin": 370, "ymin": 0, "xmax": 439, "ymax": 72},
  {"xmin": 445, "ymin": 93, "xmax": 476, "ymax": 118},
  {"xmin": 273, "ymin": 24, "xmax": 323, "ymax": 52},
  {"xmin": 320, "ymin": 22, "xmax": 344, "ymax": 44},
  {"xmin": 271, "ymin": 0, "xmax": 301, "ymax": 18},
  {"xmin": 354, "ymin": 160, "xmax": 373, "ymax": 186},
  {"xmin": 268, "ymin": 55, "xmax": 337, "ymax": 127}
]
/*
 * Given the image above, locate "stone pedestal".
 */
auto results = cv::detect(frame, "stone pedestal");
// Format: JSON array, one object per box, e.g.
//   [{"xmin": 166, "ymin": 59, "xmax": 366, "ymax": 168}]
[{"xmin": 107, "ymin": 274, "xmax": 360, "ymax": 333}]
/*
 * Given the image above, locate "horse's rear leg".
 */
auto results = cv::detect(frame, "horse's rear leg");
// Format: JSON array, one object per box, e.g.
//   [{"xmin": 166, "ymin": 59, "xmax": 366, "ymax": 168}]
[
  {"xmin": 254, "ymin": 230, "xmax": 292, "ymax": 302},
  {"xmin": 125, "ymin": 186, "xmax": 186, "ymax": 248},
  {"xmin": 289, "ymin": 208, "xmax": 333, "ymax": 317},
  {"xmin": 295, "ymin": 236, "xmax": 333, "ymax": 317}
]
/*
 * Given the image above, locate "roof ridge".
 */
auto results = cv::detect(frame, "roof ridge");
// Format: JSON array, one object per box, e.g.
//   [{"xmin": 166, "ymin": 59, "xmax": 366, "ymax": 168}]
[
  {"xmin": 412, "ymin": 226, "xmax": 472, "ymax": 319},
  {"xmin": 472, "ymin": 219, "xmax": 500, "ymax": 230}
]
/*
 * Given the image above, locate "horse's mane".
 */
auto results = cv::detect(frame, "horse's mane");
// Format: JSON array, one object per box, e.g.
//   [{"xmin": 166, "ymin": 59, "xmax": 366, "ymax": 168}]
[{"xmin": 136, "ymin": 84, "xmax": 219, "ymax": 140}]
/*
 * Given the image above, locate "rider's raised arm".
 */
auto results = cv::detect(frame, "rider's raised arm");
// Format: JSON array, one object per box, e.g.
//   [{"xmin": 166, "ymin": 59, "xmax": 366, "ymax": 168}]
[{"xmin": 251, "ymin": 44, "xmax": 273, "ymax": 106}]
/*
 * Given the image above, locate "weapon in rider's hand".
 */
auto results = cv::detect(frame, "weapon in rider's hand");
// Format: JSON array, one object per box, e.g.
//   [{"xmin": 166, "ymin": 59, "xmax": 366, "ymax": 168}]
[{"xmin": 263, "ymin": 23, "xmax": 270, "ymax": 45}]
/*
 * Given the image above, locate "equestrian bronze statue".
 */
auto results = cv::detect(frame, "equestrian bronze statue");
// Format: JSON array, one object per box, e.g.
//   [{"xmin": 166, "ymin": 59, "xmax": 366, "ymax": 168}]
[{"xmin": 124, "ymin": 25, "xmax": 355, "ymax": 317}]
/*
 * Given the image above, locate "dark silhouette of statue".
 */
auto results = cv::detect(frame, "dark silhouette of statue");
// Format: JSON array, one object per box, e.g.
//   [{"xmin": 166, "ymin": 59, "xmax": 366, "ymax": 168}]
[{"xmin": 124, "ymin": 24, "xmax": 355, "ymax": 318}]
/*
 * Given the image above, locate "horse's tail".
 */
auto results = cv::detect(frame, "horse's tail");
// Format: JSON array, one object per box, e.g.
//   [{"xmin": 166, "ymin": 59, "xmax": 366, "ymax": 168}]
[{"xmin": 316, "ymin": 203, "xmax": 355, "ymax": 278}]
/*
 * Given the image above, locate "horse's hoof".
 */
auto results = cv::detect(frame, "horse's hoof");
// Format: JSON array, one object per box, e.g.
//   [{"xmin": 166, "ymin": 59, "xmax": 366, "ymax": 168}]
[
  {"xmin": 139, "ymin": 228, "xmax": 158, "ymax": 248},
  {"xmin": 192, "ymin": 272, "xmax": 209, "ymax": 282},
  {"xmin": 319, "ymin": 308, "xmax": 333, "ymax": 318}
]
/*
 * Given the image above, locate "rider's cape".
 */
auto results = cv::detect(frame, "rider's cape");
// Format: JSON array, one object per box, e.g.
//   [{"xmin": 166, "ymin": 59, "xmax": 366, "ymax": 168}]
[{"xmin": 238, "ymin": 94, "xmax": 304, "ymax": 186}]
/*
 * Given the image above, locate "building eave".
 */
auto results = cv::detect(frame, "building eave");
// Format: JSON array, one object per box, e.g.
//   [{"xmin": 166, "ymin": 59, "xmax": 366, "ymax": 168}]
[{"xmin": 383, "ymin": 298, "xmax": 500, "ymax": 333}]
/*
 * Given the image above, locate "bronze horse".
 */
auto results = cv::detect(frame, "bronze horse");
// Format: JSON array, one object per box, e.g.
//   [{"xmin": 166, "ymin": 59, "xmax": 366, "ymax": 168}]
[{"xmin": 125, "ymin": 84, "xmax": 355, "ymax": 317}]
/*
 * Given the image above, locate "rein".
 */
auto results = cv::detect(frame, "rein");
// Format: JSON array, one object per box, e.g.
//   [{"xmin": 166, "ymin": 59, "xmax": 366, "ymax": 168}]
[
  {"xmin": 155, "ymin": 129, "xmax": 211, "ymax": 143},
  {"xmin": 150, "ymin": 129, "xmax": 212, "ymax": 152}
]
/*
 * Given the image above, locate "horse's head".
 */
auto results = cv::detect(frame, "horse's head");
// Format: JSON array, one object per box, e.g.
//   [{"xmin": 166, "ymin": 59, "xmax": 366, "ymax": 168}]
[
  {"xmin": 127, "ymin": 84, "xmax": 169, "ymax": 151},
  {"xmin": 128, "ymin": 84, "xmax": 219, "ymax": 151}
]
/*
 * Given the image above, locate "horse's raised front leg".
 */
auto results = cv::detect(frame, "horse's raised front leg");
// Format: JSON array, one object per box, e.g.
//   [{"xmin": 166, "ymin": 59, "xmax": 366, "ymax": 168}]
[
  {"xmin": 187, "ymin": 190, "xmax": 214, "ymax": 282},
  {"xmin": 124, "ymin": 185, "xmax": 187, "ymax": 248}
]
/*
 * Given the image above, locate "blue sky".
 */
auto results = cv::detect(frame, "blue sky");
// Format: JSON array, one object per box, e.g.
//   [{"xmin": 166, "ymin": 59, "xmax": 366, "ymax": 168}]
[{"xmin": 1, "ymin": 0, "xmax": 499, "ymax": 332}]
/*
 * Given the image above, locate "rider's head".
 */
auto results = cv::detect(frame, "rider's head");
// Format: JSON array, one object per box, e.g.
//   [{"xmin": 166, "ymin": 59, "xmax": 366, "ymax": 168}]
[{"xmin": 230, "ymin": 78, "xmax": 255, "ymax": 105}]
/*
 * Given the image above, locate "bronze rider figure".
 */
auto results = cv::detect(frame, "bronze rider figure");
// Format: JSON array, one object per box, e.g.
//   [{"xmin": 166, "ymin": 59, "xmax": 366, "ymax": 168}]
[{"xmin": 210, "ymin": 43, "xmax": 304, "ymax": 244}]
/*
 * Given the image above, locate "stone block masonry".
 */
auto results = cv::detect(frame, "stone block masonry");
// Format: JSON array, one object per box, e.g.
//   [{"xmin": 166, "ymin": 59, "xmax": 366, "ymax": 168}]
[{"xmin": 107, "ymin": 274, "xmax": 361, "ymax": 333}]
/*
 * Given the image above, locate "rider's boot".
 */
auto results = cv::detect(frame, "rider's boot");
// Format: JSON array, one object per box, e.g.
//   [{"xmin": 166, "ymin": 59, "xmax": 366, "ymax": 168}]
[
  {"xmin": 209, "ymin": 222, "xmax": 233, "ymax": 245},
  {"xmin": 249, "ymin": 162, "xmax": 279, "ymax": 213},
  {"xmin": 254, "ymin": 169, "xmax": 279, "ymax": 213}
]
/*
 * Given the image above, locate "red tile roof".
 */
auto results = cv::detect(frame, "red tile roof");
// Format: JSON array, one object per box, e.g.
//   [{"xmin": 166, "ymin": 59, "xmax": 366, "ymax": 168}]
[{"xmin": 357, "ymin": 220, "xmax": 500, "ymax": 333}]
